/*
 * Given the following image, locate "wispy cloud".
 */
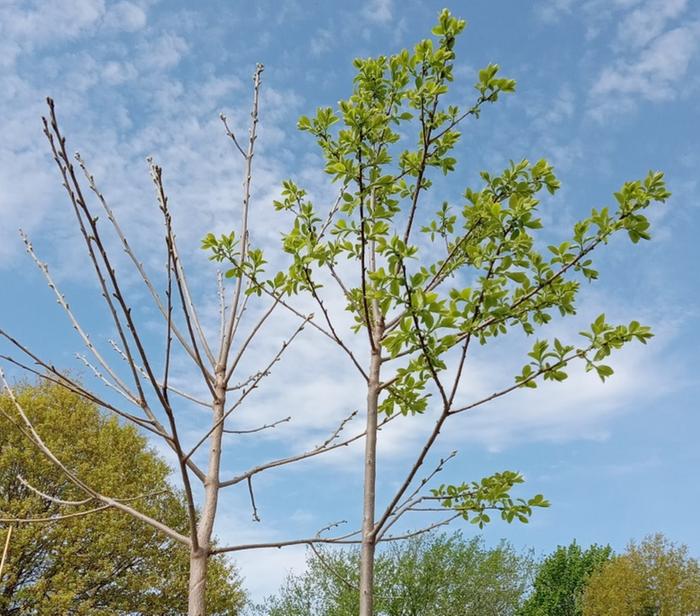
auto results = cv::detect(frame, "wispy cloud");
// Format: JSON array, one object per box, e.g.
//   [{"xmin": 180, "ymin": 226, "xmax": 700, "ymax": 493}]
[
  {"xmin": 591, "ymin": 23, "xmax": 699, "ymax": 116},
  {"xmin": 361, "ymin": 0, "xmax": 392, "ymax": 25},
  {"xmin": 586, "ymin": 0, "xmax": 699, "ymax": 119}
]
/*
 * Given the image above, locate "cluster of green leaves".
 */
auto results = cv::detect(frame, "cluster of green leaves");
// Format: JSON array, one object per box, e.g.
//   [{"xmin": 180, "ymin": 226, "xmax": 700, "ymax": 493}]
[
  {"xmin": 202, "ymin": 230, "xmax": 267, "ymax": 292},
  {"xmin": 515, "ymin": 316, "xmax": 653, "ymax": 388},
  {"xmin": 431, "ymin": 471, "xmax": 550, "ymax": 528},
  {"xmin": 204, "ymin": 9, "xmax": 669, "ymax": 532},
  {"xmin": 0, "ymin": 383, "xmax": 245, "ymax": 615}
]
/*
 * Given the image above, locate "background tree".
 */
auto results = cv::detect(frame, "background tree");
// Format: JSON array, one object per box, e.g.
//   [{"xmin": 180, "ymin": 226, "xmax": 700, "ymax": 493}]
[
  {"xmin": 253, "ymin": 532, "xmax": 534, "ymax": 616},
  {"xmin": 0, "ymin": 382, "xmax": 244, "ymax": 615},
  {"xmin": 518, "ymin": 542, "xmax": 612, "ymax": 616},
  {"xmin": 208, "ymin": 9, "xmax": 669, "ymax": 614},
  {"xmin": 581, "ymin": 533, "xmax": 700, "ymax": 616}
]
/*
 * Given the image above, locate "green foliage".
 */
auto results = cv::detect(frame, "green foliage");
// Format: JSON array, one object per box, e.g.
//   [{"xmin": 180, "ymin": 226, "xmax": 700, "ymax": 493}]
[
  {"xmin": 518, "ymin": 542, "xmax": 612, "ymax": 616},
  {"xmin": 581, "ymin": 534, "xmax": 700, "ymax": 616},
  {"xmin": 252, "ymin": 532, "xmax": 535, "ymax": 616},
  {"xmin": 432, "ymin": 471, "xmax": 549, "ymax": 528},
  {"xmin": 205, "ymin": 9, "xmax": 669, "ymax": 529},
  {"xmin": 0, "ymin": 382, "xmax": 244, "ymax": 615}
]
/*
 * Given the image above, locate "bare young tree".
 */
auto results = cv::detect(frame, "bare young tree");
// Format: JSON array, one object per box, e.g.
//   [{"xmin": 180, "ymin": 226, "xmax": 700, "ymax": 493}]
[
  {"xmin": 0, "ymin": 65, "xmax": 396, "ymax": 616},
  {"xmin": 206, "ymin": 10, "xmax": 670, "ymax": 615}
]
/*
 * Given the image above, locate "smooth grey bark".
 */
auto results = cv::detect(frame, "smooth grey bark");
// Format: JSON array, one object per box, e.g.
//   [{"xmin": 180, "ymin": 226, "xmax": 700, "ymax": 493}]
[
  {"xmin": 359, "ymin": 348, "xmax": 381, "ymax": 616},
  {"xmin": 188, "ymin": 368, "xmax": 227, "ymax": 616}
]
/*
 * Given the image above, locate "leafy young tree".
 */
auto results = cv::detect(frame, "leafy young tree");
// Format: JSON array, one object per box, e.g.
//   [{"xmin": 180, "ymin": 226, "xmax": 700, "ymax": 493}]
[
  {"xmin": 581, "ymin": 534, "xmax": 700, "ymax": 616},
  {"xmin": 254, "ymin": 532, "xmax": 535, "ymax": 616},
  {"xmin": 518, "ymin": 542, "xmax": 612, "ymax": 616},
  {"xmin": 0, "ymin": 382, "xmax": 244, "ymax": 615},
  {"xmin": 207, "ymin": 9, "xmax": 669, "ymax": 614}
]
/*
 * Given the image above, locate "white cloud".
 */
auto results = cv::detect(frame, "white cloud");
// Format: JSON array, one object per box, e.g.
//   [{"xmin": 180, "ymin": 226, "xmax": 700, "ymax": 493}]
[
  {"xmin": 310, "ymin": 28, "xmax": 334, "ymax": 57},
  {"xmin": 361, "ymin": 0, "xmax": 392, "ymax": 25},
  {"xmin": 103, "ymin": 0, "xmax": 148, "ymax": 32},
  {"xmin": 590, "ymin": 23, "xmax": 700, "ymax": 118},
  {"xmin": 0, "ymin": 0, "xmax": 106, "ymax": 56},
  {"xmin": 534, "ymin": 0, "xmax": 578, "ymax": 23},
  {"xmin": 101, "ymin": 60, "xmax": 138, "ymax": 84},
  {"xmin": 614, "ymin": 0, "xmax": 687, "ymax": 50},
  {"xmin": 137, "ymin": 32, "xmax": 189, "ymax": 70}
]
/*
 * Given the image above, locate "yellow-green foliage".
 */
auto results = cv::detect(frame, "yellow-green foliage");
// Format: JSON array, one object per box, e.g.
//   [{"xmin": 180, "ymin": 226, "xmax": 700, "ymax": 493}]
[
  {"xmin": 582, "ymin": 534, "xmax": 700, "ymax": 616},
  {"xmin": 0, "ymin": 382, "xmax": 244, "ymax": 615}
]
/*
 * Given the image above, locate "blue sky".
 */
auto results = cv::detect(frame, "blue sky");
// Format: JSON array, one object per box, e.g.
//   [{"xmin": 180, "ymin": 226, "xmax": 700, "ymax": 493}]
[{"xmin": 1, "ymin": 0, "xmax": 699, "ymax": 601}]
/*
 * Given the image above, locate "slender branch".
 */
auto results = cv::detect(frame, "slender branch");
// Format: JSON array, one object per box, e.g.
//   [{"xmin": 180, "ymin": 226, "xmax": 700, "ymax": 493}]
[
  {"xmin": 17, "ymin": 475, "xmax": 92, "ymax": 506},
  {"xmin": 317, "ymin": 410, "xmax": 359, "ymax": 449},
  {"xmin": 18, "ymin": 231, "xmax": 136, "ymax": 404},
  {"xmin": 224, "ymin": 297, "xmax": 279, "ymax": 384},
  {"xmin": 468, "ymin": 233, "xmax": 608, "ymax": 339},
  {"xmin": 246, "ymin": 477, "xmax": 261, "ymax": 522},
  {"xmin": 74, "ymin": 152, "xmax": 200, "ymax": 365},
  {"xmin": 357, "ymin": 153, "xmax": 376, "ymax": 351},
  {"xmin": 220, "ymin": 112, "xmax": 247, "ymax": 158},
  {"xmin": 376, "ymin": 451, "xmax": 456, "ymax": 539},
  {"xmin": 0, "ymin": 525, "xmax": 12, "ymax": 579},
  {"xmin": 226, "ymin": 370, "xmax": 264, "ymax": 392},
  {"xmin": 44, "ymin": 106, "xmax": 154, "ymax": 412},
  {"xmin": 0, "ymin": 369, "xmax": 190, "ymax": 546},
  {"xmin": 1, "ymin": 506, "xmax": 111, "ymax": 525},
  {"xmin": 211, "ymin": 513, "xmax": 460, "ymax": 554},
  {"xmin": 220, "ymin": 411, "xmax": 394, "ymax": 489},
  {"xmin": 373, "ymin": 410, "xmax": 449, "ymax": 537},
  {"xmin": 400, "ymin": 262, "xmax": 449, "ymax": 408},
  {"xmin": 220, "ymin": 64, "xmax": 264, "ymax": 365},
  {"xmin": 402, "ymin": 78, "xmax": 440, "ymax": 245},
  {"xmin": 75, "ymin": 353, "xmax": 140, "ymax": 408},
  {"xmin": 0, "ymin": 348, "xmax": 161, "ymax": 436},
  {"xmin": 184, "ymin": 315, "xmax": 311, "ymax": 462},
  {"xmin": 108, "ymin": 340, "xmax": 210, "ymax": 408},
  {"xmin": 223, "ymin": 416, "xmax": 291, "ymax": 434},
  {"xmin": 150, "ymin": 160, "xmax": 216, "ymax": 397},
  {"xmin": 302, "ymin": 267, "xmax": 369, "ymax": 382},
  {"xmin": 217, "ymin": 270, "xmax": 226, "ymax": 346}
]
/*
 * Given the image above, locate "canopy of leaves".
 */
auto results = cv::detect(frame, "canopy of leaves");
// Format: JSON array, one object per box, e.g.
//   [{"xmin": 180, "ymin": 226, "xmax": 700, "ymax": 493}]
[
  {"xmin": 252, "ymin": 532, "xmax": 535, "ymax": 616},
  {"xmin": 0, "ymin": 382, "xmax": 244, "ymax": 615},
  {"xmin": 206, "ymin": 8, "xmax": 668, "ymax": 527},
  {"xmin": 518, "ymin": 541, "xmax": 612, "ymax": 616},
  {"xmin": 581, "ymin": 533, "xmax": 700, "ymax": 616}
]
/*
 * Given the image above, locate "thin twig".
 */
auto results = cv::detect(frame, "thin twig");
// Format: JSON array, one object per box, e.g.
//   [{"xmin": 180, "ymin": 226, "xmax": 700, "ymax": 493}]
[
  {"xmin": 223, "ymin": 416, "xmax": 291, "ymax": 434},
  {"xmin": 74, "ymin": 151, "xmax": 200, "ymax": 365},
  {"xmin": 246, "ymin": 477, "xmax": 261, "ymax": 522},
  {"xmin": 220, "ymin": 412, "xmax": 395, "ymax": 489},
  {"xmin": 184, "ymin": 315, "xmax": 311, "ymax": 462},
  {"xmin": 0, "ymin": 525, "xmax": 13, "ymax": 579},
  {"xmin": 108, "ymin": 340, "xmax": 210, "ymax": 409},
  {"xmin": 0, "ymin": 368, "xmax": 191, "ymax": 546}
]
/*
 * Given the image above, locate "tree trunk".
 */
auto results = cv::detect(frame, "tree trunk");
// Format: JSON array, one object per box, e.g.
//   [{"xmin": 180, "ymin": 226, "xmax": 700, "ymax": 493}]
[
  {"xmin": 188, "ymin": 368, "xmax": 227, "ymax": 616},
  {"xmin": 359, "ymin": 347, "xmax": 381, "ymax": 616},
  {"xmin": 188, "ymin": 548, "xmax": 208, "ymax": 616}
]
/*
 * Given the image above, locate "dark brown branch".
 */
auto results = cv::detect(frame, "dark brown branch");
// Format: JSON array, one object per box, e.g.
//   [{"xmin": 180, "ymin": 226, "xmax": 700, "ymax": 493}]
[
  {"xmin": 246, "ymin": 477, "xmax": 261, "ymax": 522},
  {"xmin": 74, "ymin": 152, "xmax": 201, "ymax": 366}
]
